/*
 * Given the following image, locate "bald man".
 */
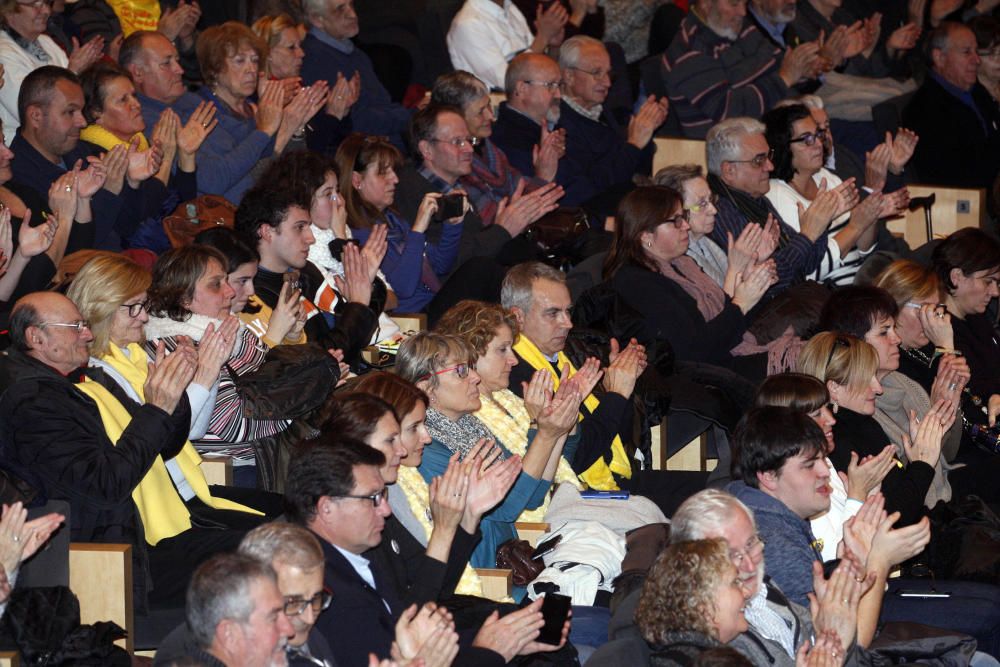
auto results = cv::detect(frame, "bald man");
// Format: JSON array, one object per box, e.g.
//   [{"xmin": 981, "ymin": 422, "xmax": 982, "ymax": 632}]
[
  {"xmin": 0, "ymin": 292, "xmax": 204, "ymax": 608},
  {"xmin": 492, "ymin": 52, "xmax": 565, "ymax": 177}
]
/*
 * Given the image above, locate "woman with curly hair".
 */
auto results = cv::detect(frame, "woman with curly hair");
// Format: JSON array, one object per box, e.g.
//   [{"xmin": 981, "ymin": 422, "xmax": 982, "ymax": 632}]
[{"xmin": 636, "ymin": 538, "xmax": 748, "ymax": 665}]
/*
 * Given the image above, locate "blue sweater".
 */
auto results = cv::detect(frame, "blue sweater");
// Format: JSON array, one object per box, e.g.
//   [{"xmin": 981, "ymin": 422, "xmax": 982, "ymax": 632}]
[
  {"xmin": 352, "ymin": 212, "xmax": 461, "ymax": 313},
  {"xmin": 139, "ymin": 90, "xmax": 274, "ymax": 205},
  {"xmin": 418, "ymin": 437, "xmax": 550, "ymax": 570},
  {"xmin": 728, "ymin": 481, "xmax": 822, "ymax": 608},
  {"xmin": 300, "ymin": 30, "xmax": 412, "ymax": 150}
]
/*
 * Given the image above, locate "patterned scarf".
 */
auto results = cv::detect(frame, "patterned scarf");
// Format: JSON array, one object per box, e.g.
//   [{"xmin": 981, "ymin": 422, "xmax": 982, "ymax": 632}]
[
  {"xmin": 460, "ymin": 139, "xmax": 540, "ymax": 228},
  {"xmin": 423, "ymin": 408, "xmax": 506, "ymax": 461}
]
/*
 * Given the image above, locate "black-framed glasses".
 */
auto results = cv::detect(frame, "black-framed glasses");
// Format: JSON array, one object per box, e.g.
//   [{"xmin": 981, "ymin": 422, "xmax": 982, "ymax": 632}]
[
  {"xmin": 727, "ymin": 149, "xmax": 774, "ymax": 169},
  {"xmin": 283, "ymin": 589, "xmax": 333, "ymax": 617},
  {"xmin": 685, "ymin": 192, "xmax": 718, "ymax": 214},
  {"xmin": 523, "ymin": 80, "xmax": 562, "ymax": 90},
  {"xmin": 790, "ymin": 131, "xmax": 824, "ymax": 147},
  {"xmin": 568, "ymin": 66, "xmax": 615, "ymax": 82},
  {"xmin": 38, "ymin": 320, "xmax": 91, "ymax": 333},
  {"xmin": 662, "ymin": 210, "xmax": 690, "ymax": 228},
  {"xmin": 430, "ymin": 136, "xmax": 479, "ymax": 148},
  {"xmin": 332, "ymin": 488, "xmax": 386, "ymax": 507},
  {"xmin": 120, "ymin": 300, "xmax": 150, "ymax": 318},
  {"xmin": 419, "ymin": 363, "xmax": 473, "ymax": 381}
]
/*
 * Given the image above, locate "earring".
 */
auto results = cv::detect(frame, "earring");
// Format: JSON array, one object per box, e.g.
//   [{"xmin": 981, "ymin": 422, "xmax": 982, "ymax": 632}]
[
  {"xmin": 645, "ymin": 241, "xmax": 651, "ymax": 249},
  {"xmin": 830, "ymin": 400, "xmax": 838, "ymax": 414}
]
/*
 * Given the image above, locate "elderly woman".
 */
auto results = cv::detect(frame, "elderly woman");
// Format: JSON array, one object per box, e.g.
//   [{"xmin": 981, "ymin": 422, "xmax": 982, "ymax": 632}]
[
  {"xmin": 931, "ymin": 228, "xmax": 1000, "ymax": 400},
  {"xmin": 604, "ymin": 185, "xmax": 785, "ymax": 379},
  {"xmin": 635, "ymin": 538, "xmax": 749, "ymax": 665},
  {"xmin": 335, "ymin": 132, "xmax": 465, "ymax": 315},
  {"xmin": 798, "ymin": 331, "xmax": 952, "ymax": 527},
  {"xmin": 65, "ymin": 252, "xmax": 280, "ymax": 606},
  {"xmin": 762, "ymin": 104, "xmax": 897, "ymax": 287},
  {"xmin": 654, "ymin": 164, "xmax": 777, "ymax": 295},
  {"xmin": 754, "ymin": 373, "xmax": 893, "ymax": 562},
  {"xmin": 142, "ymin": 244, "xmax": 306, "ymax": 488},
  {"xmin": 0, "ymin": 0, "xmax": 102, "ymax": 139},
  {"xmin": 195, "ymin": 21, "xmax": 324, "ymax": 203},
  {"xmin": 395, "ymin": 331, "xmax": 579, "ymax": 570}
]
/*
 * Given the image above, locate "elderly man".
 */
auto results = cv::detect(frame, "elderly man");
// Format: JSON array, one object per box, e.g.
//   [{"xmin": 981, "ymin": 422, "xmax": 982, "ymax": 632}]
[
  {"xmin": 705, "ymin": 117, "xmax": 838, "ymax": 301},
  {"xmin": 0, "ymin": 291, "xmax": 225, "ymax": 609},
  {"xmin": 393, "ymin": 103, "xmax": 553, "ymax": 275},
  {"xmin": 9, "ymin": 66, "xmax": 151, "ymax": 251},
  {"xmin": 662, "ymin": 0, "xmax": 821, "ymax": 138},
  {"xmin": 902, "ymin": 22, "xmax": 1000, "ymax": 194},
  {"xmin": 284, "ymin": 439, "xmax": 559, "ymax": 667},
  {"xmin": 173, "ymin": 553, "xmax": 295, "ymax": 667},
  {"xmin": 299, "ymin": 0, "xmax": 411, "ymax": 150},
  {"xmin": 447, "ymin": 0, "xmax": 568, "ymax": 91},
  {"xmin": 493, "ymin": 52, "xmax": 565, "ymax": 177},
  {"xmin": 555, "ymin": 35, "xmax": 666, "ymax": 218}
]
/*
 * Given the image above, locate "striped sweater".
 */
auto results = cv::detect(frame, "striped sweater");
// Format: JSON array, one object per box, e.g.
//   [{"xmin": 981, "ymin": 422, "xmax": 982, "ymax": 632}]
[{"xmin": 662, "ymin": 13, "xmax": 790, "ymax": 138}]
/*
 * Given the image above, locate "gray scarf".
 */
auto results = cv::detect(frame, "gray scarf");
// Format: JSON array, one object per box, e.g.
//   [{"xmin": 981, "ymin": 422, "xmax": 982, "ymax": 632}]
[{"xmin": 424, "ymin": 407, "xmax": 507, "ymax": 461}]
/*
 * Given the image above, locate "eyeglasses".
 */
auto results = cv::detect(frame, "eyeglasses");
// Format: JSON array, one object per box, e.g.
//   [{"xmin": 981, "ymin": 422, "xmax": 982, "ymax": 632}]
[
  {"xmin": 568, "ymin": 66, "xmax": 615, "ymax": 82},
  {"xmin": 419, "ymin": 363, "xmax": 473, "ymax": 381},
  {"xmin": 727, "ymin": 149, "xmax": 774, "ymax": 169},
  {"xmin": 429, "ymin": 136, "xmax": 479, "ymax": 148},
  {"xmin": 332, "ymin": 488, "xmax": 386, "ymax": 507},
  {"xmin": 790, "ymin": 131, "xmax": 825, "ymax": 146},
  {"xmin": 120, "ymin": 300, "xmax": 150, "ymax": 318},
  {"xmin": 978, "ymin": 49, "xmax": 1000, "ymax": 58},
  {"xmin": 661, "ymin": 210, "xmax": 690, "ymax": 228},
  {"xmin": 729, "ymin": 534, "xmax": 764, "ymax": 567},
  {"xmin": 685, "ymin": 192, "xmax": 718, "ymax": 214},
  {"xmin": 38, "ymin": 320, "xmax": 91, "ymax": 333},
  {"xmin": 523, "ymin": 80, "xmax": 562, "ymax": 90},
  {"xmin": 283, "ymin": 589, "xmax": 333, "ymax": 617}
]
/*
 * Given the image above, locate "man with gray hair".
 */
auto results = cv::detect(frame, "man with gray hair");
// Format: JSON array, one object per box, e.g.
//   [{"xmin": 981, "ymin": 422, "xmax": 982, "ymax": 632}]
[
  {"xmin": 661, "ymin": 0, "xmax": 822, "ymax": 138},
  {"xmin": 299, "ymin": 0, "xmax": 412, "ymax": 150},
  {"xmin": 493, "ymin": 52, "xmax": 566, "ymax": 178},
  {"xmin": 173, "ymin": 552, "xmax": 295, "ymax": 667},
  {"xmin": 705, "ymin": 116, "xmax": 834, "ymax": 302},
  {"xmin": 555, "ymin": 35, "xmax": 667, "ymax": 219}
]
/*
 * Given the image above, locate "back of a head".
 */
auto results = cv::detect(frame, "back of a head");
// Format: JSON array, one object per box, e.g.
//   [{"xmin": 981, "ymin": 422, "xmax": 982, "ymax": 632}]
[
  {"xmin": 753, "ymin": 372, "xmax": 828, "ymax": 413},
  {"xmin": 284, "ymin": 438, "xmax": 385, "ymax": 526},
  {"xmin": 732, "ymin": 406, "xmax": 826, "ymax": 487},
  {"xmin": 194, "ymin": 226, "xmax": 260, "ymax": 273},
  {"xmin": 186, "ymin": 553, "xmax": 275, "ymax": 649},
  {"xmin": 352, "ymin": 371, "xmax": 429, "ymax": 422},
  {"xmin": 239, "ymin": 521, "xmax": 324, "ymax": 572}
]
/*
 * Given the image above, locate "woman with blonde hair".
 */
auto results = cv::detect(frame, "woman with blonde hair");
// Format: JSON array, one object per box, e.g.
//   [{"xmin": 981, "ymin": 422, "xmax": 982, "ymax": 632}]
[{"xmin": 798, "ymin": 332, "xmax": 951, "ymax": 526}]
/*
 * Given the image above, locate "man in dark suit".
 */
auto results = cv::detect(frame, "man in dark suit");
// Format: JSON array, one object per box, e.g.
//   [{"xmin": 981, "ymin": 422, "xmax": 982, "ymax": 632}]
[{"xmin": 903, "ymin": 22, "xmax": 1000, "ymax": 195}]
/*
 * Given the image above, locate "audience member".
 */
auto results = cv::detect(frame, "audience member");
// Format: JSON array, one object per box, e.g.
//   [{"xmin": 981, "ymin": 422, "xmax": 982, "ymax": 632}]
[
  {"xmin": 233, "ymin": 182, "xmax": 379, "ymax": 361},
  {"xmin": 0, "ymin": 0, "xmax": 103, "ymax": 139},
  {"xmin": 704, "ymin": 117, "xmax": 831, "ymax": 301},
  {"xmin": 762, "ymin": 103, "xmax": 897, "ymax": 286},
  {"xmin": 555, "ymin": 35, "xmax": 666, "ymax": 218},
  {"xmin": 119, "ymin": 30, "xmax": 202, "ymax": 130},
  {"xmin": 194, "ymin": 21, "xmax": 326, "ymax": 203},
  {"xmin": 0, "ymin": 290, "xmax": 198, "ymax": 607},
  {"xmin": 603, "ymin": 185, "xmax": 780, "ymax": 378},
  {"xmin": 903, "ymin": 22, "xmax": 1000, "ymax": 194},
  {"xmin": 11, "ymin": 66, "xmax": 154, "ymax": 250},
  {"xmin": 971, "ymin": 16, "xmax": 1000, "ymax": 141},
  {"xmin": 661, "ymin": 0, "xmax": 821, "ymax": 138},
  {"xmin": 514, "ymin": 0, "xmax": 605, "ymax": 40},
  {"xmin": 447, "ymin": 0, "xmax": 568, "ymax": 91},
  {"xmin": 492, "ymin": 52, "xmax": 564, "ymax": 177},
  {"xmin": 175, "ymin": 553, "xmax": 295, "ymax": 666},
  {"xmin": 300, "ymin": 0, "xmax": 412, "ymax": 151}
]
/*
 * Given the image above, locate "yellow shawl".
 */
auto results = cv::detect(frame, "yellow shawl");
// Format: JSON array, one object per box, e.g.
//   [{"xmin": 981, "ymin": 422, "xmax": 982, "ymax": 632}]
[
  {"xmin": 475, "ymin": 389, "xmax": 581, "ymax": 524},
  {"xmin": 512, "ymin": 336, "xmax": 631, "ymax": 490},
  {"xmin": 80, "ymin": 124, "xmax": 150, "ymax": 152},
  {"xmin": 394, "ymin": 466, "xmax": 487, "ymax": 597},
  {"xmin": 75, "ymin": 343, "xmax": 260, "ymax": 546}
]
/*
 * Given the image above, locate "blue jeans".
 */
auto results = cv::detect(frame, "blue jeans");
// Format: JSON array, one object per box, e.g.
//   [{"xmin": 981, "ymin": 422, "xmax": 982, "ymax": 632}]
[{"xmin": 882, "ymin": 578, "xmax": 1000, "ymax": 657}]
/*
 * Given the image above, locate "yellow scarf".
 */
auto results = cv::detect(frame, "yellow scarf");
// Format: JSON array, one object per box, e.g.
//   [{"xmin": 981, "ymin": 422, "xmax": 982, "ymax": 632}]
[
  {"xmin": 80, "ymin": 124, "xmax": 150, "ymax": 152},
  {"xmin": 106, "ymin": 0, "xmax": 160, "ymax": 36},
  {"xmin": 475, "ymin": 389, "xmax": 580, "ymax": 524},
  {"xmin": 394, "ymin": 466, "xmax": 487, "ymax": 598},
  {"xmin": 75, "ymin": 343, "xmax": 260, "ymax": 546},
  {"xmin": 512, "ymin": 336, "xmax": 631, "ymax": 490}
]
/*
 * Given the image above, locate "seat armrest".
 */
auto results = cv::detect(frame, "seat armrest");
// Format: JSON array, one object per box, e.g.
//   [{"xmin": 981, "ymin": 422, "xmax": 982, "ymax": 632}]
[
  {"xmin": 474, "ymin": 568, "xmax": 513, "ymax": 601},
  {"xmin": 69, "ymin": 543, "xmax": 133, "ymax": 653}
]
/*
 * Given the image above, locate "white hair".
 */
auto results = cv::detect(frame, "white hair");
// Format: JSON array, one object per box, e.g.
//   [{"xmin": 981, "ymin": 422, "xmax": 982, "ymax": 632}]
[
  {"xmin": 558, "ymin": 35, "xmax": 604, "ymax": 70},
  {"xmin": 705, "ymin": 117, "xmax": 766, "ymax": 176},
  {"xmin": 774, "ymin": 94, "xmax": 824, "ymax": 111},
  {"xmin": 669, "ymin": 489, "xmax": 755, "ymax": 543}
]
